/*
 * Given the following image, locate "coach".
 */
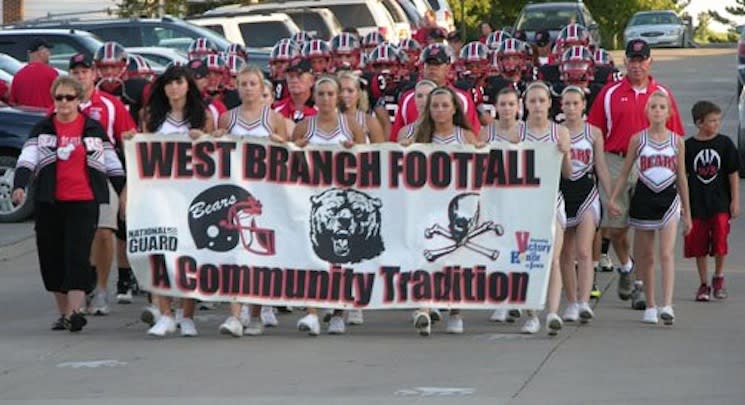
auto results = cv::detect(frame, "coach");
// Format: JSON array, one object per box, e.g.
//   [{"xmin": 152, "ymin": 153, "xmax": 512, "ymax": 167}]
[
  {"xmin": 587, "ymin": 39, "xmax": 684, "ymax": 310},
  {"xmin": 9, "ymin": 38, "xmax": 59, "ymax": 109}
]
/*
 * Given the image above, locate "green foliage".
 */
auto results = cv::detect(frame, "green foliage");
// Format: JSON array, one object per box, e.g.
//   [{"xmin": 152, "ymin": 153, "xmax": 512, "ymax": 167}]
[
  {"xmin": 116, "ymin": 0, "xmax": 188, "ymax": 18},
  {"xmin": 725, "ymin": 0, "xmax": 745, "ymax": 16}
]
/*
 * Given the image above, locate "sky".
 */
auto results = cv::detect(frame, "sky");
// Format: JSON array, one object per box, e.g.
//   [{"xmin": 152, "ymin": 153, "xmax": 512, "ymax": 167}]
[{"xmin": 684, "ymin": 0, "xmax": 744, "ymax": 32}]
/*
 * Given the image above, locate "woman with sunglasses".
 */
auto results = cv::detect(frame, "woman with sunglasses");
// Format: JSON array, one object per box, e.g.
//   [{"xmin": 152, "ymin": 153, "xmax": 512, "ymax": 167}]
[
  {"xmin": 138, "ymin": 65, "xmax": 214, "ymax": 338},
  {"xmin": 11, "ymin": 76, "xmax": 125, "ymax": 332}
]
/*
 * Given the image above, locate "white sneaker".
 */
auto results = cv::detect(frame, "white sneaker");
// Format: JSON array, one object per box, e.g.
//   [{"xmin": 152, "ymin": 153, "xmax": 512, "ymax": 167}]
[
  {"xmin": 446, "ymin": 314, "xmax": 464, "ymax": 334},
  {"xmin": 521, "ymin": 315, "xmax": 540, "ymax": 334},
  {"xmin": 642, "ymin": 307, "xmax": 658, "ymax": 324},
  {"xmin": 297, "ymin": 314, "xmax": 320, "ymax": 336},
  {"xmin": 578, "ymin": 302, "xmax": 594, "ymax": 324},
  {"xmin": 219, "ymin": 316, "xmax": 243, "ymax": 337},
  {"xmin": 546, "ymin": 313, "xmax": 562, "ymax": 336},
  {"xmin": 140, "ymin": 305, "xmax": 161, "ymax": 327},
  {"xmin": 413, "ymin": 311, "xmax": 431, "ymax": 337},
  {"xmin": 489, "ymin": 308, "xmax": 508, "ymax": 322},
  {"xmin": 88, "ymin": 289, "xmax": 110, "ymax": 316},
  {"xmin": 261, "ymin": 306, "xmax": 279, "ymax": 327},
  {"xmin": 659, "ymin": 306, "xmax": 675, "ymax": 325},
  {"xmin": 328, "ymin": 315, "xmax": 346, "ymax": 335},
  {"xmin": 116, "ymin": 288, "xmax": 133, "ymax": 304},
  {"xmin": 562, "ymin": 302, "xmax": 579, "ymax": 322},
  {"xmin": 147, "ymin": 315, "xmax": 176, "ymax": 337},
  {"xmin": 179, "ymin": 318, "xmax": 198, "ymax": 337},
  {"xmin": 174, "ymin": 308, "xmax": 184, "ymax": 327},
  {"xmin": 239, "ymin": 305, "xmax": 251, "ymax": 327},
  {"xmin": 346, "ymin": 309, "xmax": 364, "ymax": 325},
  {"xmin": 243, "ymin": 320, "xmax": 264, "ymax": 336}
]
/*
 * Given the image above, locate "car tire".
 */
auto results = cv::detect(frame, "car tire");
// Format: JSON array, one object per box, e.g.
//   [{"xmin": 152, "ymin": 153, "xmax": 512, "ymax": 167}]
[{"xmin": 0, "ymin": 155, "xmax": 34, "ymax": 223}]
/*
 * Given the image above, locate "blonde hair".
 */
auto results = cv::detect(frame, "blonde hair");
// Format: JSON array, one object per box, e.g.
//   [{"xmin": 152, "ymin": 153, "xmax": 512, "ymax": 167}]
[
  {"xmin": 524, "ymin": 80, "xmax": 551, "ymax": 99},
  {"xmin": 561, "ymin": 85, "xmax": 586, "ymax": 101},
  {"xmin": 51, "ymin": 76, "xmax": 83, "ymax": 98},
  {"xmin": 645, "ymin": 89, "xmax": 670, "ymax": 110},
  {"xmin": 337, "ymin": 71, "xmax": 369, "ymax": 112},
  {"xmin": 237, "ymin": 65, "xmax": 266, "ymax": 90}
]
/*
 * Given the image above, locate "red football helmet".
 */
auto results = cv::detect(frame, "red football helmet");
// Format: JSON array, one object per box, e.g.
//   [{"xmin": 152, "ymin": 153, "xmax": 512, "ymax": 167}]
[
  {"xmin": 497, "ymin": 39, "xmax": 525, "ymax": 77},
  {"xmin": 94, "ymin": 41, "xmax": 128, "ymax": 92},
  {"xmin": 398, "ymin": 38, "xmax": 422, "ymax": 70},
  {"xmin": 560, "ymin": 46, "xmax": 595, "ymax": 84},
  {"xmin": 218, "ymin": 196, "xmax": 276, "ymax": 256},
  {"xmin": 556, "ymin": 23, "xmax": 590, "ymax": 51},
  {"xmin": 366, "ymin": 43, "xmax": 399, "ymax": 75},
  {"xmin": 593, "ymin": 47, "xmax": 614, "ymax": 68},
  {"xmin": 485, "ymin": 30, "xmax": 512, "ymax": 51},
  {"xmin": 226, "ymin": 43, "xmax": 248, "ymax": 60},
  {"xmin": 330, "ymin": 33, "xmax": 361, "ymax": 69},
  {"xmin": 203, "ymin": 54, "xmax": 227, "ymax": 93},
  {"xmin": 301, "ymin": 39, "xmax": 332, "ymax": 74},
  {"xmin": 187, "ymin": 37, "xmax": 218, "ymax": 60},
  {"xmin": 269, "ymin": 39, "xmax": 299, "ymax": 79},
  {"xmin": 291, "ymin": 31, "xmax": 315, "ymax": 47},
  {"xmin": 126, "ymin": 54, "xmax": 154, "ymax": 81},
  {"xmin": 361, "ymin": 31, "xmax": 386, "ymax": 53},
  {"xmin": 458, "ymin": 41, "xmax": 489, "ymax": 78}
]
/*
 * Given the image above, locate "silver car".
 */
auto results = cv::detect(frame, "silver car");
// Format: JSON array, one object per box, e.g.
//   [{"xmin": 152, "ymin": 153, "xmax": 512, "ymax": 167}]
[{"xmin": 624, "ymin": 10, "xmax": 690, "ymax": 48}]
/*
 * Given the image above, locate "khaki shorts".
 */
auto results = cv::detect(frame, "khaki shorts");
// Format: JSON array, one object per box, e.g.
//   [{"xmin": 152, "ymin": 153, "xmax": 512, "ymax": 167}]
[
  {"xmin": 599, "ymin": 152, "xmax": 638, "ymax": 228},
  {"xmin": 97, "ymin": 183, "xmax": 119, "ymax": 230}
]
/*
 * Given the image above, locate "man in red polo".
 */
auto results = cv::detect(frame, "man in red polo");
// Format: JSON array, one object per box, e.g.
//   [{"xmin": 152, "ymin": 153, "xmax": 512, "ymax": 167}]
[
  {"xmin": 274, "ymin": 58, "xmax": 317, "ymax": 123},
  {"xmin": 9, "ymin": 38, "xmax": 59, "ymax": 108},
  {"xmin": 587, "ymin": 39, "xmax": 684, "ymax": 310}
]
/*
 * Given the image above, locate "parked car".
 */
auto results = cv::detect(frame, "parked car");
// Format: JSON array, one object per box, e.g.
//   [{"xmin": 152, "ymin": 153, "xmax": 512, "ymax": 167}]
[
  {"xmin": 380, "ymin": 0, "xmax": 413, "ymax": 40},
  {"xmin": 624, "ymin": 10, "xmax": 689, "ymax": 48},
  {"xmin": 246, "ymin": 50, "xmax": 271, "ymax": 71},
  {"xmin": 424, "ymin": 0, "xmax": 454, "ymax": 32},
  {"xmin": 127, "ymin": 47, "xmax": 187, "ymax": 69},
  {"xmin": 210, "ymin": 7, "xmax": 342, "ymax": 40},
  {"xmin": 7, "ymin": 16, "xmax": 232, "ymax": 52},
  {"xmin": 189, "ymin": 13, "xmax": 301, "ymax": 49},
  {"xmin": 207, "ymin": 0, "xmax": 400, "ymax": 43},
  {"xmin": 0, "ymin": 104, "xmax": 46, "ymax": 222},
  {"xmin": 738, "ymin": 27, "xmax": 745, "ymax": 97},
  {"xmin": 0, "ymin": 29, "xmax": 103, "ymax": 71},
  {"xmin": 513, "ymin": 2, "xmax": 600, "ymax": 45},
  {"xmin": 0, "ymin": 53, "xmax": 24, "ymax": 76}
]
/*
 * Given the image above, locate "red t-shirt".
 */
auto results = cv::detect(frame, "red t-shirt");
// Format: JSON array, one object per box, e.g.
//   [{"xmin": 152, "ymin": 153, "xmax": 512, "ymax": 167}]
[
  {"xmin": 9, "ymin": 62, "xmax": 59, "ymax": 109},
  {"xmin": 80, "ymin": 90, "xmax": 136, "ymax": 146},
  {"xmin": 54, "ymin": 115, "xmax": 94, "ymax": 201},
  {"xmin": 274, "ymin": 97, "xmax": 318, "ymax": 122}
]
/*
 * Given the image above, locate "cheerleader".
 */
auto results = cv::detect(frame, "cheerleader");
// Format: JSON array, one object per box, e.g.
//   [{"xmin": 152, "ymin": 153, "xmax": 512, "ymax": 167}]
[
  {"xmin": 397, "ymin": 80, "xmax": 437, "ymax": 144},
  {"xmin": 558, "ymin": 86, "xmax": 612, "ymax": 324},
  {"xmin": 291, "ymin": 76, "xmax": 368, "ymax": 336},
  {"xmin": 338, "ymin": 70, "xmax": 385, "ymax": 143},
  {"xmin": 609, "ymin": 90, "xmax": 691, "ymax": 325}
]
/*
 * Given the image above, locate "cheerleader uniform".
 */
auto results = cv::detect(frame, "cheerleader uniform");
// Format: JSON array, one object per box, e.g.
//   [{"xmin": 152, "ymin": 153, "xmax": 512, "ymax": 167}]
[
  {"xmin": 432, "ymin": 127, "xmax": 467, "ymax": 145},
  {"xmin": 157, "ymin": 114, "xmax": 191, "ymax": 134},
  {"xmin": 628, "ymin": 131, "xmax": 680, "ymax": 230},
  {"xmin": 353, "ymin": 110, "xmax": 370, "ymax": 142},
  {"xmin": 486, "ymin": 121, "xmax": 525, "ymax": 144},
  {"xmin": 226, "ymin": 106, "xmax": 273, "ymax": 137},
  {"xmin": 521, "ymin": 122, "xmax": 567, "ymax": 229},
  {"xmin": 400, "ymin": 123, "xmax": 417, "ymax": 141},
  {"xmin": 304, "ymin": 113, "xmax": 353, "ymax": 145},
  {"xmin": 560, "ymin": 124, "xmax": 601, "ymax": 228}
]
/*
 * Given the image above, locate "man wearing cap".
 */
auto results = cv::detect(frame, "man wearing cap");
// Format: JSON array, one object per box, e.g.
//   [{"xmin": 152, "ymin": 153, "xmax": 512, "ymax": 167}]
[
  {"xmin": 587, "ymin": 39, "xmax": 685, "ymax": 310},
  {"xmin": 67, "ymin": 52, "xmax": 137, "ymax": 313},
  {"xmin": 390, "ymin": 44, "xmax": 480, "ymax": 141},
  {"xmin": 533, "ymin": 29, "xmax": 552, "ymax": 66},
  {"xmin": 274, "ymin": 58, "xmax": 317, "ymax": 123},
  {"xmin": 9, "ymin": 38, "xmax": 59, "ymax": 108}
]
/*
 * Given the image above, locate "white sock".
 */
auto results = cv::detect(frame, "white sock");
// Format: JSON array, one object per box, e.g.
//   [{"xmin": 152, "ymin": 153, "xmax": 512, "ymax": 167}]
[
  {"xmin": 633, "ymin": 280, "xmax": 643, "ymax": 287},
  {"xmin": 621, "ymin": 260, "xmax": 634, "ymax": 273}
]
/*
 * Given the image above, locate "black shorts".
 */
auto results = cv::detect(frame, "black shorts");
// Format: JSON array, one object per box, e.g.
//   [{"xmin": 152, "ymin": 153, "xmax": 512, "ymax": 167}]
[
  {"xmin": 115, "ymin": 216, "xmax": 127, "ymax": 241},
  {"xmin": 35, "ymin": 201, "xmax": 98, "ymax": 293}
]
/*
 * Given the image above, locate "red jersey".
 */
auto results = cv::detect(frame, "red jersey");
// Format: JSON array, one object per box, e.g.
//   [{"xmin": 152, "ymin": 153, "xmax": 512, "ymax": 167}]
[
  {"xmin": 390, "ymin": 85, "xmax": 480, "ymax": 142},
  {"xmin": 206, "ymin": 98, "xmax": 228, "ymax": 129},
  {"xmin": 54, "ymin": 115, "xmax": 93, "ymax": 201},
  {"xmin": 587, "ymin": 75, "xmax": 684, "ymax": 154},
  {"xmin": 274, "ymin": 97, "xmax": 318, "ymax": 123},
  {"xmin": 9, "ymin": 62, "xmax": 59, "ymax": 109},
  {"xmin": 80, "ymin": 90, "xmax": 136, "ymax": 146}
]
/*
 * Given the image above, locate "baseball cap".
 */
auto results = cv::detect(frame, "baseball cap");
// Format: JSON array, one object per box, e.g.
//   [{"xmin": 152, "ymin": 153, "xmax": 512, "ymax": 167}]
[
  {"xmin": 534, "ymin": 29, "xmax": 550, "ymax": 47},
  {"xmin": 429, "ymin": 28, "xmax": 447, "ymax": 41},
  {"xmin": 286, "ymin": 58, "xmax": 313, "ymax": 74},
  {"xmin": 68, "ymin": 53, "xmax": 93, "ymax": 70},
  {"xmin": 625, "ymin": 39, "xmax": 651, "ymax": 59},
  {"xmin": 187, "ymin": 59, "xmax": 209, "ymax": 79},
  {"xmin": 423, "ymin": 45, "xmax": 449, "ymax": 65},
  {"xmin": 27, "ymin": 38, "xmax": 53, "ymax": 53}
]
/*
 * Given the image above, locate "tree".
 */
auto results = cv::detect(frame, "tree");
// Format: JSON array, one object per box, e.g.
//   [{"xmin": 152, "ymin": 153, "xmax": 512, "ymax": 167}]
[
  {"xmin": 117, "ymin": 0, "xmax": 188, "ymax": 18},
  {"xmin": 726, "ymin": 0, "xmax": 745, "ymax": 17},
  {"xmin": 694, "ymin": 11, "xmax": 712, "ymax": 43}
]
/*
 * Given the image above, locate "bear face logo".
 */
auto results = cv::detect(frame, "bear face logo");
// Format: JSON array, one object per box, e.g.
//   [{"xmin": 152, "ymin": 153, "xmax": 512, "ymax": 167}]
[{"xmin": 309, "ymin": 188, "xmax": 384, "ymax": 264}]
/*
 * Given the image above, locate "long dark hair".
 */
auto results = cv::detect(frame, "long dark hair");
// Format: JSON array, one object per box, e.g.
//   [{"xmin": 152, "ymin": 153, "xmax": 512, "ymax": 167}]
[
  {"xmin": 146, "ymin": 65, "xmax": 206, "ymax": 132},
  {"xmin": 414, "ymin": 86, "xmax": 471, "ymax": 143}
]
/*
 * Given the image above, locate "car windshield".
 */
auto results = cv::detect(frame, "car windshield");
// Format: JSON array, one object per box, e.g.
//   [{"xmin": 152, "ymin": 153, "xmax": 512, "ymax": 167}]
[
  {"xmin": 325, "ymin": 4, "xmax": 376, "ymax": 27},
  {"xmin": 515, "ymin": 7, "xmax": 580, "ymax": 31},
  {"xmin": 239, "ymin": 21, "xmax": 294, "ymax": 48},
  {"xmin": 629, "ymin": 13, "xmax": 681, "ymax": 26},
  {"xmin": 183, "ymin": 22, "xmax": 232, "ymax": 49}
]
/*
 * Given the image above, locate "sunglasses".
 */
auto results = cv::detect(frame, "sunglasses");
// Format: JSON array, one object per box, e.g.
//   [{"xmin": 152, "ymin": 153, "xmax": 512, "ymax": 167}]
[{"xmin": 54, "ymin": 94, "xmax": 78, "ymax": 102}]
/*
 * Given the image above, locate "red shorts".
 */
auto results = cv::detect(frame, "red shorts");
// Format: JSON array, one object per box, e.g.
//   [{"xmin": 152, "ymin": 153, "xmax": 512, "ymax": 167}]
[{"xmin": 683, "ymin": 213, "xmax": 730, "ymax": 258}]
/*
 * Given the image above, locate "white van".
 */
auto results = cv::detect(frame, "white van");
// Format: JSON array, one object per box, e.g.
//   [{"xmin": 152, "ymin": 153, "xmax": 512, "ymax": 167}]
[{"xmin": 189, "ymin": 13, "xmax": 301, "ymax": 50}]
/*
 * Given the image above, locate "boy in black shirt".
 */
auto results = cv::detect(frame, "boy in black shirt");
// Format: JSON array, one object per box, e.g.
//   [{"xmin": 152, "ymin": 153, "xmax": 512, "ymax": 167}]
[{"xmin": 684, "ymin": 101, "xmax": 740, "ymax": 301}]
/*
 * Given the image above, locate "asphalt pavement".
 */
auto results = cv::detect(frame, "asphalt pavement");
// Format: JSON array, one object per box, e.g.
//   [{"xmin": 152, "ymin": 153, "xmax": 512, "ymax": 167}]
[{"xmin": 0, "ymin": 48, "xmax": 744, "ymax": 404}]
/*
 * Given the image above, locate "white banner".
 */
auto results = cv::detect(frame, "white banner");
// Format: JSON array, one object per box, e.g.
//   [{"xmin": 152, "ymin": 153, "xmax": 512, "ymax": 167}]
[{"xmin": 124, "ymin": 135, "xmax": 562, "ymax": 310}]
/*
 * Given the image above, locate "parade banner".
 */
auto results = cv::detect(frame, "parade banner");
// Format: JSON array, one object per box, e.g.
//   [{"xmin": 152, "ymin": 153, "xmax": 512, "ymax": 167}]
[{"xmin": 124, "ymin": 135, "xmax": 562, "ymax": 310}]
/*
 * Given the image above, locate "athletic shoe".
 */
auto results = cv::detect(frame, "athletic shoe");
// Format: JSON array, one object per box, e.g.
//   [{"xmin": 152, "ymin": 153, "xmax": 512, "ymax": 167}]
[
  {"xmin": 590, "ymin": 282, "xmax": 602, "ymax": 299},
  {"xmin": 642, "ymin": 307, "xmax": 658, "ymax": 324},
  {"xmin": 599, "ymin": 254, "xmax": 614, "ymax": 272},
  {"xmin": 260, "ymin": 306, "xmax": 279, "ymax": 327},
  {"xmin": 520, "ymin": 314, "xmax": 540, "ymax": 334},
  {"xmin": 179, "ymin": 318, "xmax": 198, "ymax": 337},
  {"xmin": 562, "ymin": 302, "xmax": 579, "ymax": 322},
  {"xmin": 115, "ymin": 280, "xmax": 133, "ymax": 304},
  {"xmin": 219, "ymin": 316, "xmax": 243, "ymax": 337},
  {"xmin": 617, "ymin": 269, "xmax": 633, "ymax": 300},
  {"xmin": 147, "ymin": 315, "xmax": 176, "ymax": 336},
  {"xmin": 321, "ymin": 308, "xmax": 335, "ymax": 323},
  {"xmin": 198, "ymin": 301, "xmax": 218, "ymax": 310},
  {"xmin": 346, "ymin": 309, "xmax": 364, "ymax": 325},
  {"xmin": 413, "ymin": 311, "xmax": 431, "ymax": 337},
  {"xmin": 631, "ymin": 283, "xmax": 647, "ymax": 310},
  {"xmin": 695, "ymin": 284, "xmax": 711, "ymax": 302},
  {"xmin": 489, "ymin": 308, "xmax": 509, "ymax": 322},
  {"xmin": 659, "ymin": 306, "xmax": 675, "ymax": 325},
  {"xmin": 140, "ymin": 305, "xmax": 161, "ymax": 327},
  {"xmin": 546, "ymin": 313, "xmax": 562, "ymax": 336},
  {"xmin": 88, "ymin": 289, "xmax": 110, "ymax": 316},
  {"xmin": 276, "ymin": 306, "xmax": 293, "ymax": 313},
  {"xmin": 64, "ymin": 312, "xmax": 87, "ymax": 332},
  {"xmin": 430, "ymin": 308, "xmax": 442, "ymax": 323},
  {"xmin": 297, "ymin": 314, "xmax": 320, "ymax": 336},
  {"xmin": 327, "ymin": 315, "xmax": 346, "ymax": 335},
  {"xmin": 578, "ymin": 302, "xmax": 594, "ymax": 324},
  {"xmin": 446, "ymin": 314, "xmax": 464, "ymax": 334},
  {"xmin": 51, "ymin": 316, "xmax": 66, "ymax": 331},
  {"xmin": 243, "ymin": 320, "xmax": 264, "ymax": 336},
  {"xmin": 239, "ymin": 305, "xmax": 251, "ymax": 327},
  {"xmin": 712, "ymin": 276, "xmax": 728, "ymax": 299},
  {"xmin": 507, "ymin": 309, "xmax": 521, "ymax": 323}
]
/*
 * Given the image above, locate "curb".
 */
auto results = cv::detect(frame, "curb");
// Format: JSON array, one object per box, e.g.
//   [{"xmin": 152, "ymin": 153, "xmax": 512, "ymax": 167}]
[{"xmin": 0, "ymin": 237, "xmax": 35, "ymax": 262}]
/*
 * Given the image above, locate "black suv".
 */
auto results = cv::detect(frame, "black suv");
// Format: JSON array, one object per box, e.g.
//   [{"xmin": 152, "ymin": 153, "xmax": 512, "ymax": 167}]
[
  {"xmin": 0, "ymin": 29, "xmax": 103, "ymax": 71},
  {"xmin": 7, "ymin": 16, "xmax": 231, "ymax": 52},
  {"xmin": 513, "ymin": 2, "xmax": 601, "ymax": 46}
]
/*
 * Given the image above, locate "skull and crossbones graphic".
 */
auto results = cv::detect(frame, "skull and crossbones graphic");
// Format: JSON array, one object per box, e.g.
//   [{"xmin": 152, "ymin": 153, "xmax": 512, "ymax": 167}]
[{"xmin": 423, "ymin": 193, "xmax": 504, "ymax": 262}]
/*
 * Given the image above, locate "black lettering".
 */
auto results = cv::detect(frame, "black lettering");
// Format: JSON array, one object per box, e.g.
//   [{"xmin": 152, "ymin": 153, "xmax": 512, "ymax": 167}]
[
  {"xmin": 139, "ymin": 142, "xmax": 174, "ymax": 178},
  {"xmin": 176, "ymin": 142, "xmax": 193, "ymax": 177},
  {"xmin": 193, "ymin": 142, "xmax": 216, "ymax": 177},
  {"xmin": 412, "ymin": 270, "xmax": 432, "ymax": 300},
  {"xmin": 268, "ymin": 146, "xmax": 289, "ymax": 182},
  {"xmin": 243, "ymin": 143, "xmax": 266, "ymax": 179},
  {"xmin": 336, "ymin": 152, "xmax": 357, "ymax": 187},
  {"xmin": 150, "ymin": 254, "xmax": 170, "ymax": 288},
  {"xmin": 199, "ymin": 264, "xmax": 219, "ymax": 294}
]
